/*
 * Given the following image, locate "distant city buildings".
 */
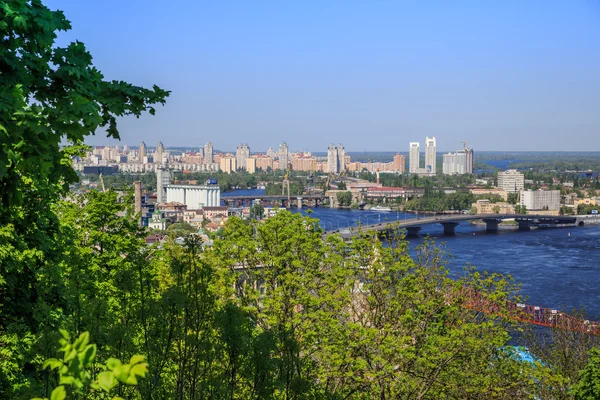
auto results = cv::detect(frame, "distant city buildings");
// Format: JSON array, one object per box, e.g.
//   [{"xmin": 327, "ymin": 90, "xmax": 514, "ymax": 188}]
[
  {"xmin": 497, "ymin": 169, "xmax": 525, "ymax": 193},
  {"xmin": 75, "ymin": 140, "xmax": 408, "ymax": 176}
]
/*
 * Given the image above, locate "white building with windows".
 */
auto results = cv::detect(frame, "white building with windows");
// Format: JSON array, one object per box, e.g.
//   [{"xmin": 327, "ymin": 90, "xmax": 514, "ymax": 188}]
[
  {"xmin": 520, "ymin": 190, "xmax": 560, "ymax": 211},
  {"xmin": 409, "ymin": 142, "xmax": 420, "ymax": 173},
  {"xmin": 498, "ymin": 169, "xmax": 525, "ymax": 193}
]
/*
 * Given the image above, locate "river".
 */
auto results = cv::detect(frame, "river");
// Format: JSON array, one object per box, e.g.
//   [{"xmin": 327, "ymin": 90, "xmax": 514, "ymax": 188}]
[{"xmin": 222, "ymin": 189, "xmax": 600, "ymax": 319}]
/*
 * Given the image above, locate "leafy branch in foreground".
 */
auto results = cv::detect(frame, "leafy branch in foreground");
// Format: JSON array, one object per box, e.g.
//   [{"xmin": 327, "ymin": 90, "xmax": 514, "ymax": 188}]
[{"xmin": 33, "ymin": 330, "xmax": 147, "ymax": 400}]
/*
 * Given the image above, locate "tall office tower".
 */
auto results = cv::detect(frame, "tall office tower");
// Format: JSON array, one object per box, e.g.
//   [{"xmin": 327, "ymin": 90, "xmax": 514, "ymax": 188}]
[
  {"xmin": 337, "ymin": 144, "xmax": 346, "ymax": 172},
  {"xmin": 236, "ymin": 143, "xmax": 250, "ymax": 171},
  {"xmin": 139, "ymin": 141, "xmax": 147, "ymax": 161},
  {"xmin": 409, "ymin": 142, "xmax": 420, "ymax": 173},
  {"xmin": 278, "ymin": 142, "xmax": 289, "ymax": 170},
  {"xmin": 464, "ymin": 147, "xmax": 474, "ymax": 174},
  {"xmin": 155, "ymin": 141, "xmax": 164, "ymax": 164},
  {"xmin": 204, "ymin": 142, "xmax": 213, "ymax": 164},
  {"xmin": 425, "ymin": 136, "xmax": 436, "ymax": 175},
  {"xmin": 266, "ymin": 147, "xmax": 276, "ymax": 159},
  {"xmin": 198, "ymin": 146, "xmax": 204, "ymax": 158},
  {"xmin": 327, "ymin": 144, "xmax": 339, "ymax": 173},
  {"xmin": 393, "ymin": 153, "xmax": 405, "ymax": 172}
]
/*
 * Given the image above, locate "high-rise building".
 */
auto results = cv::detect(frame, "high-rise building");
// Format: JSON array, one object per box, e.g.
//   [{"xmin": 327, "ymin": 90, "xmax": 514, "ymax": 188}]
[
  {"xmin": 425, "ymin": 136, "xmax": 436, "ymax": 175},
  {"xmin": 498, "ymin": 169, "xmax": 525, "ymax": 193},
  {"xmin": 236, "ymin": 143, "xmax": 250, "ymax": 171},
  {"xmin": 337, "ymin": 144, "xmax": 346, "ymax": 172},
  {"xmin": 393, "ymin": 153, "xmax": 405, "ymax": 172},
  {"xmin": 464, "ymin": 148, "xmax": 474, "ymax": 174},
  {"xmin": 198, "ymin": 146, "xmax": 204, "ymax": 158},
  {"xmin": 278, "ymin": 142, "xmax": 289, "ymax": 170},
  {"xmin": 204, "ymin": 142, "xmax": 213, "ymax": 164},
  {"xmin": 442, "ymin": 144, "xmax": 474, "ymax": 175},
  {"xmin": 139, "ymin": 141, "xmax": 147, "ymax": 161},
  {"xmin": 442, "ymin": 153, "xmax": 456, "ymax": 175},
  {"xmin": 155, "ymin": 141, "xmax": 164, "ymax": 165},
  {"xmin": 327, "ymin": 144, "xmax": 339, "ymax": 173},
  {"xmin": 409, "ymin": 142, "xmax": 420, "ymax": 173},
  {"xmin": 326, "ymin": 144, "xmax": 347, "ymax": 173},
  {"xmin": 266, "ymin": 147, "xmax": 276, "ymax": 159}
]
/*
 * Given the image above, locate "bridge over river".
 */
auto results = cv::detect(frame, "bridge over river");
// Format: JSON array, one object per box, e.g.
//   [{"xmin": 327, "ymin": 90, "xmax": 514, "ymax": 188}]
[{"xmin": 330, "ymin": 213, "xmax": 600, "ymax": 238}]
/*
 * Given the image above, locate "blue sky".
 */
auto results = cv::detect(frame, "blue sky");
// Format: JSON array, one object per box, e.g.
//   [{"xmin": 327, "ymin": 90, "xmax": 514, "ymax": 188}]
[{"xmin": 47, "ymin": 0, "xmax": 600, "ymax": 152}]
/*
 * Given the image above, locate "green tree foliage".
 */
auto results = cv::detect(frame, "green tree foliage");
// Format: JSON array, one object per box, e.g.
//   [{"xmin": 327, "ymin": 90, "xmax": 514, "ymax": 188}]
[
  {"xmin": 33, "ymin": 330, "xmax": 148, "ymax": 400},
  {"xmin": 336, "ymin": 190, "xmax": 352, "ymax": 207},
  {"xmin": 0, "ymin": 1, "xmax": 167, "ymax": 395},
  {"xmin": 572, "ymin": 348, "xmax": 600, "ymax": 400},
  {"xmin": 578, "ymin": 204, "xmax": 598, "ymax": 215},
  {"xmin": 507, "ymin": 192, "xmax": 519, "ymax": 204},
  {"xmin": 249, "ymin": 203, "xmax": 265, "ymax": 220}
]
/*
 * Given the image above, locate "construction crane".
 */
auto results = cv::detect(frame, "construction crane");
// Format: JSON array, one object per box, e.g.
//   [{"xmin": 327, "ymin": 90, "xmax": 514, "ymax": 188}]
[{"xmin": 99, "ymin": 173, "xmax": 106, "ymax": 192}]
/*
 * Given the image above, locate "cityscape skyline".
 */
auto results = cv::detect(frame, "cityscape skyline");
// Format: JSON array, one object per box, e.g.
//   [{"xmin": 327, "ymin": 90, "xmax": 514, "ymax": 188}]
[{"xmin": 48, "ymin": 0, "xmax": 600, "ymax": 151}]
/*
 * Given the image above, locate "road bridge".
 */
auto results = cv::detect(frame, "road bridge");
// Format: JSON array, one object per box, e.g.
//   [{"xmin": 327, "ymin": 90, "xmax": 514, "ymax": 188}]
[
  {"xmin": 222, "ymin": 194, "xmax": 328, "ymax": 208},
  {"xmin": 330, "ymin": 214, "xmax": 600, "ymax": 238}
]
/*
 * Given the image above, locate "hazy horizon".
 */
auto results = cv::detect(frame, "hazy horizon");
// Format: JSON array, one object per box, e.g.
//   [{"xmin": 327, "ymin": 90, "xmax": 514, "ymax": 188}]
[{"xmin": 48, "ymin": 0, "xmax": 600, "ymax": 152}]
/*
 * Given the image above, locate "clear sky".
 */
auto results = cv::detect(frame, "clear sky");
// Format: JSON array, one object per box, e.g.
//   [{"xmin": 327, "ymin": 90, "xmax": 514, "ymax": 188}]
[{"xmin": 46, "ymin": 0, "xmax": 600, "ymax": 152}]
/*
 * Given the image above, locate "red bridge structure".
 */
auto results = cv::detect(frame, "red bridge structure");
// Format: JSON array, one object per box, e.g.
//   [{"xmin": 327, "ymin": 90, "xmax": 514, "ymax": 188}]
[{"xmin": 460, "ymin": 287, "xmax": 600, "ymax": 335}]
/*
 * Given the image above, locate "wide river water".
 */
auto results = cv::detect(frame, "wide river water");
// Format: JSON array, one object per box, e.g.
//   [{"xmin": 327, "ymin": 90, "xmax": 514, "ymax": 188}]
[{"xmin": 223, "ymin": 190, "xmax": 600, "ymax": 320}]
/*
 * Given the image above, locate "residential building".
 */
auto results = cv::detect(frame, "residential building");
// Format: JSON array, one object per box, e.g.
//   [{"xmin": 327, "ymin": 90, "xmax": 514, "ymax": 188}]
[
  {"xmin": 220, "ymin": 156, "xmax": 237, "ymax": 174},
  {"xmin": 204, "ymin": 142, "xmax": 213, "ymax": 164},
  {"xmin": 520, "ymin": 190, "xmax": 561, "ymax": 211},
  {"xmin": 155, "ymin": 141, "xmax": 164, "ymax": 165},
  {"xmin": 236, "ymin": 143, "xmax": 250, "ymax": 171},
  {"xmin": 393, "ymin": 153, "xmax": 405, "ymax": 172},
  {"xmin": 497, "ymin": 169, "xmax": 525, "ymax": 193},
  {"xmin": 254, "ymin": 155, "xmax": 274, "ymax": 171},
  {"xmin": 409, "ymin": 142, "xmax": 420, "ymax": 173},
  {"xmin": 278, "ymin": 142, "xmax": 289, "ymax": 170},
  {"xmin": 139, "ymin": 141, "xmax": 147, "ymax": 160},
  {"xmin": 327, "ymin": 144, "xmax": 338, "ymax": 173},
  {"xmin": 246, "ymin": 157, "xmax": 256, "ymax": 174},
  {"xmin": 443, "ymin": 146, "xmax": 474, "ymax": 175},
  {"xmin": 425, "ymin": 136, "xmax": 436, "ymax": 175},
  {"xmin": 472, "ymin": 199, "xmax": 515, "ymax": 214}
]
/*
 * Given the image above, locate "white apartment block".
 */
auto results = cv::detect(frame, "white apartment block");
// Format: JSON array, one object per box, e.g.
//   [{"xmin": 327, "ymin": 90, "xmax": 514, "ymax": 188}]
[
  {"xmin": 497, "ymin": 169, "xmax": 524, "ymax": 193},
  {"xmin": 520, "ymin": 190, "xmax": 560, "ymax": 211}
]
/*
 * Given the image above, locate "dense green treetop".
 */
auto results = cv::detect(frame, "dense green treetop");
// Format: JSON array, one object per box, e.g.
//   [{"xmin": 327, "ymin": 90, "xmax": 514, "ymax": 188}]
[{"xmin": 0, "ymin": 0, "xmax": 169, "ymax": 209}]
